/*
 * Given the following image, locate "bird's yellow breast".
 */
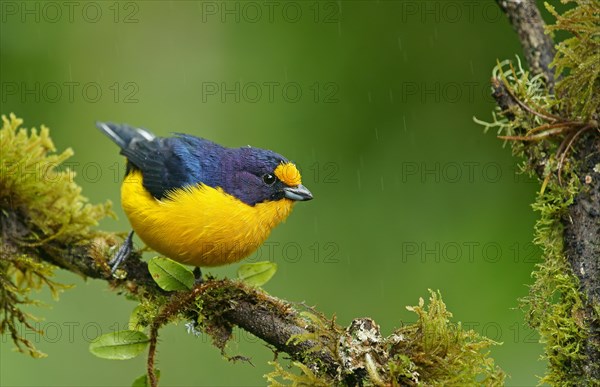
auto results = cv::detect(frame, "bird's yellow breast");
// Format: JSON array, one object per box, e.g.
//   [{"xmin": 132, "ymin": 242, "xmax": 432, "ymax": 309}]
[{"xmin": 120, "ymin": 170, "xmax": 294, "ymax": 266}]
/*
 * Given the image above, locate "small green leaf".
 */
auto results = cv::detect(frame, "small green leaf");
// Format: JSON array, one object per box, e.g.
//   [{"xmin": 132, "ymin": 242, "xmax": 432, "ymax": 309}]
[
  {"xmin": 148, "ymin": 256, "xmax": 194, "ymax": 291},
  {"xmin": 131, "ymin": 370, "xmax": 160, "ymax": 387},
  {"xmin": 89, "ymin": 330, "xmax": 149, "ymax": 360},
  {"xmin": 237, "ymin": 261, "xmax": 278, "ymax": 287}
]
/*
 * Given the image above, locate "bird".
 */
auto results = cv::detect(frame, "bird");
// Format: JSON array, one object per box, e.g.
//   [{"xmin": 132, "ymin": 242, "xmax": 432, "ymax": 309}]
[{"xmin": 96, "ymin": 122, "xmax": 312, "ymax": 271}]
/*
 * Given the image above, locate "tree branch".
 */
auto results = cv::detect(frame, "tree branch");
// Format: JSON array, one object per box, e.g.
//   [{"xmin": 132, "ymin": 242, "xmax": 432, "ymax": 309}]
[
  {"xmin": 6, "ymin": 217, "xmax": 342, "ymax": 378},
  {"xmin": 3, "ymin": 207, "xmax": 507, "ymax": 385},
  {"xmin": 3, "ymin": 217, "xmax": 345, "ymax": 376},
  {"xmin": 496, "ymin": 0, "xmax": 556, "ymax": 87},
  {"xmin": 0, "ymin": 165, "xmax": 341, "ymax": 380},
  {"xmin": 493, "ymin": 0, "xmax": 599, "ymax": 382},
  {"xmin": 562, "ymin": 134, "xmax": 600, "ymax": 379}
]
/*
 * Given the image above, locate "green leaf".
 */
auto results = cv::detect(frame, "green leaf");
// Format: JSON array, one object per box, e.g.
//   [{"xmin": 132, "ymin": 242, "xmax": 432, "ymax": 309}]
[
  {"xmin": 89, "ymin": 330, "xmax": 149, "ymax": 360},
  {"xmin": 131, "ymin": 370, "xmax": 160, "ymax": 387},
  {"xmin": 147, "ymin": 256, "xmax": 194, "ymax": 291},
  {"xmin": 237, "ymin": 261, "xmax": 278, "ymax": 287}
]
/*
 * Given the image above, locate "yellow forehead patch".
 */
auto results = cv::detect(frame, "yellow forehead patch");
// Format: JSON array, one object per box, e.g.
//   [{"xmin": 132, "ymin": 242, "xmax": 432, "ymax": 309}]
[{"xmin": 274, "ymin": 162, "xmax": 302, "ymax": 186}]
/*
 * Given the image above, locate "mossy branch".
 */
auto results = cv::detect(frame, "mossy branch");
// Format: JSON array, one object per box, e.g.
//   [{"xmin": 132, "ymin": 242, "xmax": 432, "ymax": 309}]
[
  {"xmin": 495, "ymin": 0, "xmax": 556, "ymax": 87},
  {"xmin": 481, "ymin": 0, "xmax": 599, "ymax": 384},
  {"xmin": 0, "ymin": 114, "xmax": 504, "ymax": 385}
]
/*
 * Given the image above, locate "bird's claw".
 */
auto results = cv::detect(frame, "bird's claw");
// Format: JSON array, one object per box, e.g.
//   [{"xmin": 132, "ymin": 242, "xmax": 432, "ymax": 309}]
[
  {"xmin": 109, "ymin": 231, "xmax": 135, "ymax": 273},
  {"xmin": 193, "ymin": 267, "xmax": 204, "ymax": 285}
]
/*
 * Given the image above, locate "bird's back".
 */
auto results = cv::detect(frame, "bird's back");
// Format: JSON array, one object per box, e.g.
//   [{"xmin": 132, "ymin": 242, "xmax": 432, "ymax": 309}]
[{"xmin": 96, "ymin": 122, "xmax": 226, "ymax": 199}]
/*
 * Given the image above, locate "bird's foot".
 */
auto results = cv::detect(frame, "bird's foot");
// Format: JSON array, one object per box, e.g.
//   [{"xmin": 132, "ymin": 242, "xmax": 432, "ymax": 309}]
[
  {"xmin": 109, "ymin": 231, "xmax": 135, "ymax": 273},
  {"xmin": 193, "ymin": 267, "xmax": 204, "ymax": 285}
]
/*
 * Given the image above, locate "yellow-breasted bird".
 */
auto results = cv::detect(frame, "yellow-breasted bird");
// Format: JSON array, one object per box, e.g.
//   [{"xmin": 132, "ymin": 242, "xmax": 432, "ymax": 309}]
[{"xmin": 96, "ymin": 122, "xmax": 312, "ymax": 270}]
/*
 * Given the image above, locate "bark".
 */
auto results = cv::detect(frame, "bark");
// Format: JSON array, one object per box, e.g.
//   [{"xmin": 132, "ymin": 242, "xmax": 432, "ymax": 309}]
[
  {"xmin": 563, "ymin": 133, "xmax": 600, "ymax": 378},
  {"xmin": 495, "ymin": 0, "xmax": 599, "ymax": 380},
  {"xmin": 495, "ymin": 0, "xmax": 556, "ymax": 87}
]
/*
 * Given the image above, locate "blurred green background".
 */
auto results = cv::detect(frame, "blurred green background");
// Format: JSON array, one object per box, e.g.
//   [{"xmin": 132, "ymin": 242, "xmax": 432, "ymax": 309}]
[{"xmin": 1, "ymin": 1, "xmax": 561, "ymax": 385}]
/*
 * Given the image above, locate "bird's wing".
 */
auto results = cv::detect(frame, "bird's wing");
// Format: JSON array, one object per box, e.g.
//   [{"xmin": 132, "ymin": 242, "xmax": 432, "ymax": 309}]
[
  {"xmin": 97, "ymin": 122, "xmax": 210, "ymax": 199},
  {"xmin": 128, "ymin": 137, "xmax": 196, "ymax": 199}
]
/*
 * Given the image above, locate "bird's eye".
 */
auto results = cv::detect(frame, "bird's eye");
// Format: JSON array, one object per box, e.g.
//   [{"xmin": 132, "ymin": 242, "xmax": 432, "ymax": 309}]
[{"xmin": 263, "ymin": 173, "xmax": 276, "ymax": 185}]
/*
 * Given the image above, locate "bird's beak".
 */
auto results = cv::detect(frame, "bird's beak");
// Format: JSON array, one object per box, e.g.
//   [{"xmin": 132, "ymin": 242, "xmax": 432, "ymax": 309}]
[{"xmin": 283, "ymin": 184, "xmax": 313, "ymax": 201}]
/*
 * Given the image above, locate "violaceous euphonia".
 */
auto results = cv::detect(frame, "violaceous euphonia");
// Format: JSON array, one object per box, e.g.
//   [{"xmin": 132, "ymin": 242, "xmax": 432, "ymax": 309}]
[{"xmin": 96, "ymin": 122, "xmax": 312, "ymax": 269}]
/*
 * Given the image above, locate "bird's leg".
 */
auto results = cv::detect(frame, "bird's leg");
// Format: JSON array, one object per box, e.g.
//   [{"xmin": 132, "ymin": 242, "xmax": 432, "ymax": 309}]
[
  {"xmin": 109, "ymin": 230, "xmax": 135, "ymax": 273},
  {"xmin": 193, "ymin": 267, "xmax": 204, "ymax": 284}
]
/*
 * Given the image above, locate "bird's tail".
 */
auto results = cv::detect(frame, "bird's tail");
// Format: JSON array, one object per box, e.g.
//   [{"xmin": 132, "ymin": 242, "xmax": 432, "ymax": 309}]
[{"xmin": 95, "ymin": 122, "xmax": 156, "ymax": 150}]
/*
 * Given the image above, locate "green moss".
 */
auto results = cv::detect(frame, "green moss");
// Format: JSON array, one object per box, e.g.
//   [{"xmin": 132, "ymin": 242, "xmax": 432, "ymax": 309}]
[
  {"xmin": 475, "ymin": 57, "xmax": 592, "ymax": 387},
  {"xmin": 526, "ymin": 180, "xmax": 587, "ymax": 385},
  {"xmin": 287, "ymin": 310, "xmax": 340, "ymax": 357},
  {"xmin": 474, "ymin": 1, "xmax": 599, "ymax": 384},
  {"xmin": 0, "ymin": 113, "xmax": 112, "ymax": 357},
  {"xmin": 388, "ymin": 290, "xmax": 505, "ymax": 386},
  {"xmin": 266, "ymin": 290, "xmax": 504, "ymax": 386},
  {"xmin": 0, "ymin": 114, "xmax": 113, "ymax": 245},
  {"xmin": 545, "ymin": 0, "xmax": 600, "ymax": 119},
  {"xmin": 0, "ymin": 254, "xmax": 70, "ymax": 358},
  {"xmin": 265, "ymin": 361, "xmax": 331, "ymax": 387}
]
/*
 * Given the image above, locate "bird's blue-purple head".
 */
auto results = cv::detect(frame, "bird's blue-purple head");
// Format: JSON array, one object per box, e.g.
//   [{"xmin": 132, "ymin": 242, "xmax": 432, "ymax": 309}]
[{"xmin": 220, "ymin": 146, "xmax": 312, "ymax": 206}]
